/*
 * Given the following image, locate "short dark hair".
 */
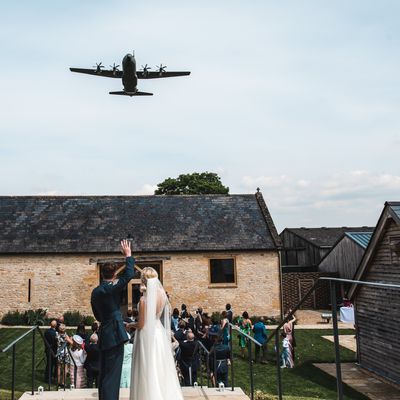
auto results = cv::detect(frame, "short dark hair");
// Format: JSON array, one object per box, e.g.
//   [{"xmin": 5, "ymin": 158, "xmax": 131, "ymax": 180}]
[
  {"xmin": 101, "ymin": 263, "xmax": 117, "ymax": 279},
  {"xmin": 226, "ymin": 303, "xmax": 231, "ymax": 310},
  {"xmin": 127, "ymin": 309, "xmax": 133, "ymax": 317},
  {"xmin": 181, "ymin": 304, "xmax": 187, "ymax": 310},
  {"xmin": 242, "ymin": 311, "xmax": 249, "ymax": 319}
]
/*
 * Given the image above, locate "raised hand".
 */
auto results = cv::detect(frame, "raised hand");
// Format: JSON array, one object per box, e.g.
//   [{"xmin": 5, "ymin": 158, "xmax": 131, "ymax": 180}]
[{"xmin": 120, "ymin": 239, "xmax": 132, "ymax": 257}]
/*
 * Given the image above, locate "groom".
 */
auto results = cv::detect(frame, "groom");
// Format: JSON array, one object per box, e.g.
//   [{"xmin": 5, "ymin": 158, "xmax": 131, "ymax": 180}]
[{"xmin": 91, "ymin": 240, "xmax": 138, "ymax": 400}]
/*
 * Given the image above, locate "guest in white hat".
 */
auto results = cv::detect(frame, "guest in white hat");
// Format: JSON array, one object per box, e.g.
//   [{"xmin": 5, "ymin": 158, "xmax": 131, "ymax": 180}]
[{"xmin": 70, "ymin": 334, "xmax": 87, "ymax": 388}]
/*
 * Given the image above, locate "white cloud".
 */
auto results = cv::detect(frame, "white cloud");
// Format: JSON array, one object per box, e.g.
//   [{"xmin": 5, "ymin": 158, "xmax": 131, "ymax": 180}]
[
  {"xmin": 136, "ymin": 184, "xmax": 157, "ymax": 195},
  {"xmin": 240, "ymin": 171, "xmax": 400, "ymax": 230}
]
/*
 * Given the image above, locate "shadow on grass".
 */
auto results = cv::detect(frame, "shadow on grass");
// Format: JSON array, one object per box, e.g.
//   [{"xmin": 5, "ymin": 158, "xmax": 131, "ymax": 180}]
[{"xmin": 290, "ymin": 362, "xmax": 369, "ymax": 400}]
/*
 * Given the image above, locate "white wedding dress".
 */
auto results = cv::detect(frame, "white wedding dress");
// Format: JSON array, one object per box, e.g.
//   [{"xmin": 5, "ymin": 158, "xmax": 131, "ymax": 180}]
[{"xmin": 130, "ymin": 278, "xmax": 184, "ymax": 400}]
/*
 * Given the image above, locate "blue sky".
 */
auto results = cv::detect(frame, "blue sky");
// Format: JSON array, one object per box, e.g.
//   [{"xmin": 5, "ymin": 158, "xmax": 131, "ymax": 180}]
[{"xmin": 1, "ymin": 1, "xmax": 399, "ymax": 230}]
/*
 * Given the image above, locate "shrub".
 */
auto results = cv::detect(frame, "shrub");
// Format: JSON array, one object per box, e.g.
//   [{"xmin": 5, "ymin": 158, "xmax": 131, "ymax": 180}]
[
  {"xmin": 63, "ymin": 311, "xmax": 95, "ymax": 326},
  {"xmin": 1, "ymin": 310, "xmax": 27, "ymax": 326},
  {"xmin": 1, "ymin": 309, "xmax": 48, "ymax": 326},
  {"xmin": 25, "ymin": 308, "xmax": 47, "ymax": 326}
]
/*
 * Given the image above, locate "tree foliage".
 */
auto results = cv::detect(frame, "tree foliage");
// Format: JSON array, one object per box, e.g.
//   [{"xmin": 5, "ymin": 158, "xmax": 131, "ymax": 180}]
[{"xmin": 154, "ymin": 172, "xmax": 229, "ymax": 195}]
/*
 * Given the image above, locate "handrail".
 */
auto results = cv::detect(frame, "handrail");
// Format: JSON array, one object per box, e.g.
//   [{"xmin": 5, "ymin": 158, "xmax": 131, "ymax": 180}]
[
  {"xmin": 196, "ymin": 339, "xmax": 210, "ymax": 355},
  {"xmin": 266, "ymin": 276, "xmax": 400, "ymax": 400},
  {"xmin": 229, "ymin": 323, "xmax": 262, "ymax": 347},
  {"xmin": 1, "ymin": 326, "xmax": 37, "ymax": 353}
]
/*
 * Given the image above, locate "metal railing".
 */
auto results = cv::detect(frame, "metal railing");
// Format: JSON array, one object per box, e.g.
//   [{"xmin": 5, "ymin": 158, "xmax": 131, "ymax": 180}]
[
  {"xmin": 265, "ymin": 277, "xmax": 400, "ymax": 400},
  {"xmin": 229, "ymin": 323, "xmax": 262, "ymax": 400},
  {"xmin": 1, "ymin": 326, "xmax": 78, "ymax": 400}
]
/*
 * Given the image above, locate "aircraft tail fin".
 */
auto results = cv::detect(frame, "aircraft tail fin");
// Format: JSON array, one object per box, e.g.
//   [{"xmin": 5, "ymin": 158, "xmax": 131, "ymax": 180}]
[{"xmin": 109, "ymin": 90, "xmax": 153, "ymax": 97}]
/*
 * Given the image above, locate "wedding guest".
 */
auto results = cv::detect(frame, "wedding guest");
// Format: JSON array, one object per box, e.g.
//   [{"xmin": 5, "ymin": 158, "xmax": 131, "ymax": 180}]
[
  {"xmin": 55, "ymin": 324, "xmax": 72, "ymax": 388},
  {"xmin": 225, "ymin": 304, "xmax": 233, "ymax": 323},
  {"xmin": 76, "ymin": 323, "xmax": 88, "ymax": 349},
  {"xmin": 84, "ymin": 334, "xmax": 100, "ymax": 388},
  {"xmin": 280, "ymin": 332, "xmax": 293, "ymax": 368},
  {"xmin": 194, "ymin": 308, "xmax": 204, "ymax": 338},
  {"xmin": 209, "ymin": 334, "xmax": 231, "ymax": 387},
  {"xmin": 253, "ymin": 317, "xmax": 268, "ymax": 363},
  {"xmin": 70, "ymin": 335, "xmax": 87, "ymax": 388},
  {"xmin": 124, "ymin": 309, "xmax": 135, "ymax": 324},
  {"xmin": 56, "ymin": 315, "xmax": 65, "ymax": 333},
  {"xmin": 237, "ymin": 311, "xmax": 253, "ymax": 358},
  {"xmin": 44, "ymin": 320, "xmax": 58, "ymax": 383},
  {"xmin": 283, "ymin": 313, "xmax": 296, "ymax": 367},
  {"xmin": 174, "ymin": 320, "xmax": 187, "ymax": 343},
  {"xmin": 86, "ymin": 322, "xmax": 99, "ymax": 347},
  {"xmin": 220, "ymin": 311, "xmax": 230, "ymax": 345},
  {"xmin": 179, "ymin": 332, "xmax": 199, "ymax": 386},
  {"xmin": 180, "ymin": 304, "xmax": 188, "ymax": 319},
  {"xmin": 120, "ymin": 333, "xmax": 133, "ymax": 388},
  {"xmin": 186, "ymin": 312, "xmax": 195, "ymax": 332},
  {"xmin": 171, "ymin": 308, "xmax": 180, "ymax": 332}
]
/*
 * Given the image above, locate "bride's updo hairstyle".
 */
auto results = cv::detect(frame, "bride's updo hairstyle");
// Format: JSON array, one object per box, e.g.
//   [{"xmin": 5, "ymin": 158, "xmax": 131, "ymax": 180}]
[{"xmin": 140, "ymin": 267, "xmax": 158, "ymax": 291}]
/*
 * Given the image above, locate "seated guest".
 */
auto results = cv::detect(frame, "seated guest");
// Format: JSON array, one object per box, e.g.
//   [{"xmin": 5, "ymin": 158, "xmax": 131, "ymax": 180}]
[
  {"xmin": 253, "ymin": 317, "xmax": 268, "ymax": 363},
  {"xmin": 174, "ymin": 320, "xmax": 187, "ymax": 343},
  {"xmin": 209, "ymin": 333, "xmax": 231, "ymax": 388},
  {"xmin": 171, "ymin": 308, "xmax": 180, "ymax": 332},
  {"xmin": 84, "ymin": 334, "xmax": 100, "ymax": 388},
  {"xmin": 179, "ymin": 332, "xmax": 199, "ymax": 386},
  {"xmin": 120, "ymin": 333, "xmax": 134, "ymax": 388},
  {"xmin": 69, "ymin": 335, "xmax": 87, "ymax": 388},
  {"xmin": 44, "ymin": 320, "xmax": 58, "ymax": 384}
]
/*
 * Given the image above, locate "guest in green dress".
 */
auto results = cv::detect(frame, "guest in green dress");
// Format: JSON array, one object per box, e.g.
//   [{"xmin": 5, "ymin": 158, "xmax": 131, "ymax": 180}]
[
  {"xmin": 220, "ymin": 311, "xmax": 230, "ymax": 345},
  {"xmin": 237, "ymin": 311, "xmax": 253, "ymax": 358},
  {"xmin": 120, "ymin": 334, "xmax": 133, "ymax": 388}
]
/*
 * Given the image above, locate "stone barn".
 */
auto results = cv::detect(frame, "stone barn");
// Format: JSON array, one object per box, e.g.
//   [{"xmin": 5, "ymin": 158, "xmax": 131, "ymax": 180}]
[{"xmin": 0, "ymin": 192, "xmax": 282, "ymax": 320}]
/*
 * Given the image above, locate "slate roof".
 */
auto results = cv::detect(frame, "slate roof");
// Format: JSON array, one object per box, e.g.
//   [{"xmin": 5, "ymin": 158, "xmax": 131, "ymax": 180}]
[
  {"xmin": 0, "ymin": 194, "xmax": 280, "ymax": 254},
  {"xmin": 283, "ymin": 226, "xmax": 375, "ymax": 248},
  {"xmin": 345, "ymin": 232, "xmax": 373, "ymax": 249}
]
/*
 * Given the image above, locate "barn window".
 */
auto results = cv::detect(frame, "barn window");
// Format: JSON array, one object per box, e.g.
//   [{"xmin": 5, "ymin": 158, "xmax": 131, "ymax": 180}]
[{"xmin": 209, "ymin": 258, "xmax": 236, "ymax": 286}]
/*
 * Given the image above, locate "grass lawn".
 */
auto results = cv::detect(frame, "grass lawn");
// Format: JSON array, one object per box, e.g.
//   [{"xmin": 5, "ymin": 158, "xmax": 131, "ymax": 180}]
[{"xmin": 0, "ymin": 328, "xmax": 368, "ymax": 400}]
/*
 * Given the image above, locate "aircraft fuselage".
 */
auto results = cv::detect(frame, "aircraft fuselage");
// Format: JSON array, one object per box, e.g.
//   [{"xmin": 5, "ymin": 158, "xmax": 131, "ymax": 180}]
[{"xmin": 122, "ymin": 53, "xmax": 137, "ymax": 92}]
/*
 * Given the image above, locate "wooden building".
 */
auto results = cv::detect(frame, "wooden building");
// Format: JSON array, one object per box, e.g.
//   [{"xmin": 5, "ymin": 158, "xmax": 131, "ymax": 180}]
[
  {"xmin": 280, "ymin": 227, "xmax": 373, "ymax": 311},
  {"xmin": 349, "ymin": 202, "xmax": 400, "ymax": 385},
  {"xmin": 318, "ymin": 231, "xmax": 374, "ymax": 296},
  {"xmin": 0, "ymin": 192, "xmax": 283, "ymax": 319}
]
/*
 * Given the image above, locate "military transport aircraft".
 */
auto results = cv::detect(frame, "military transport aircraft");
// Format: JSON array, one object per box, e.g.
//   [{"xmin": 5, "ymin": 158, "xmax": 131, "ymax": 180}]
[{"xmin": 70, "ymin": 52, "xmax": 190, "ymax": 97}]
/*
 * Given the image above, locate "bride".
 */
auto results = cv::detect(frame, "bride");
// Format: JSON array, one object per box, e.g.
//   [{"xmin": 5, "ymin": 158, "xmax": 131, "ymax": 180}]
[{"xmin": 129, "ymin": 267, "xmax": 184, "ymax": 400}]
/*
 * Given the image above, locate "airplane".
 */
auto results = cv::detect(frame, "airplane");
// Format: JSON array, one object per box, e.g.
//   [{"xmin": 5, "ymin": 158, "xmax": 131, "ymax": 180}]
[{"xmin": 70, "ymin": 52, "xmax": 190, "ymax": 97}]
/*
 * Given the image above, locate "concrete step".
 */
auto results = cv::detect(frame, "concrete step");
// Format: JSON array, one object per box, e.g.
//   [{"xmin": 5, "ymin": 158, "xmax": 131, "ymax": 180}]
[{"xmin": 19, "ymin": 387, "xmax": 250, "ymax": 399}]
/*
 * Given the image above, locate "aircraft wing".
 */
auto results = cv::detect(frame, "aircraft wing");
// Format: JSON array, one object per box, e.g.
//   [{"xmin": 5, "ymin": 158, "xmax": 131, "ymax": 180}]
[
  {"xmin": 137, "ymin": 71, "xmax": 190, "ymax": 79},
  {"xmin": 70, "ymin": 68, "xmax": 123, "ymax": 78}
]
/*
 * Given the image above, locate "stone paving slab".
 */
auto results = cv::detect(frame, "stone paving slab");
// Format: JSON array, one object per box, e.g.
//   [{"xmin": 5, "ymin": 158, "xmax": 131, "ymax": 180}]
[
  {"xmin": 314, "ymin": 363, "xmax": 400, "ymax": 400},
  {"xmin": 19, "ymin": 387, "xmax": 249, "ymax": 400},
  {"xmin": 322, "ymin": 335, "xmax": 357, "ymax": 352}
]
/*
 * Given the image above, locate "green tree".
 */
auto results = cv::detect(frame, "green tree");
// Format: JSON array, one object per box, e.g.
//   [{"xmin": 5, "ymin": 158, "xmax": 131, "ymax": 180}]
[{"xmin": 154, "ymin": 172, "xmax": 229, "ymax": 195}]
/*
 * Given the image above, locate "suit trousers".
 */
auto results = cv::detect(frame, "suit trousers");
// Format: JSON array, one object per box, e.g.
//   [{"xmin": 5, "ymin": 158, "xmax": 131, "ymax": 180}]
[{"xmin": 99, "ymin": 343, "xmax": 124, "ymax": 400}]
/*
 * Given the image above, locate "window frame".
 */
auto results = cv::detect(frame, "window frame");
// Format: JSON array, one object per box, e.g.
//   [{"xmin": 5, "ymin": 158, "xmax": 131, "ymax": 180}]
[{"xmin": 208, "ymin": 256, "xmax": 237, "ymax": 288}]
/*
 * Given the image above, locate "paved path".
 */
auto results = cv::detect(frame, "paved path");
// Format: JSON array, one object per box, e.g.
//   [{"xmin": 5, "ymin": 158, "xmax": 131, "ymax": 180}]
[
  {"xmin": 19, "ymin": 387, "xmax": 249, "ymax": 400},
  {"xmin": 314, "ymin": 363, "xmax": 400, "ymax": 400},
  {"xmin": 322, "ymin": 334, "xmax": 357, "ymax": 352}
]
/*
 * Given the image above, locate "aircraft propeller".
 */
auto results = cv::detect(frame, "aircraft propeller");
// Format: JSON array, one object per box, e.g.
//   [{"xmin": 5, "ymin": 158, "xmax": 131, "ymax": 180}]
[
  {"xmin": 93, "ymin": 62, "xmax": 104, "ymax": 73},
  {"xmin": 156, "ymin": 64, "xmax": 167, "ymax": 74},
  {"xmin": 110, "ymin": 63, "xmax": 120, "ymax": 74},
  {"xmin": 141, "ymin": 64, "xmax": 151, "ymax": 77}
]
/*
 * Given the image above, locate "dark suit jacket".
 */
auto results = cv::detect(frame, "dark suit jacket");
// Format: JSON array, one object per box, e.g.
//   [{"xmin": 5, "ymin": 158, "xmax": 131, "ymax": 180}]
[
  {"xmin": 84, "ymin": 343, "xmax": 100, "ymax": 372},
  {"xmin": 91, "ymin": 256, "xmax": 137, "ymax": 350},
  {"xmin": 44, "ymin": 327, "xmax": 57, "ymax": 354}
]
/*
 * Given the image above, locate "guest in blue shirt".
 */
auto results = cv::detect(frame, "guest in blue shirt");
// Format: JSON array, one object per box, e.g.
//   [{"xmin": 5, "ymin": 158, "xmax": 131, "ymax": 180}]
[{"xmin": 253, "ymin": 317, "xmax": 268, "ymax": 363}]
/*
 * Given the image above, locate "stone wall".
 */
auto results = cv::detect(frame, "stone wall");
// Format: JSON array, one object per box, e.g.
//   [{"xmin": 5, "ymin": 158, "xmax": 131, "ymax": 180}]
[{"xmin": 0, "ymin": 251, "xmax": 281, "ymax": 320}]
